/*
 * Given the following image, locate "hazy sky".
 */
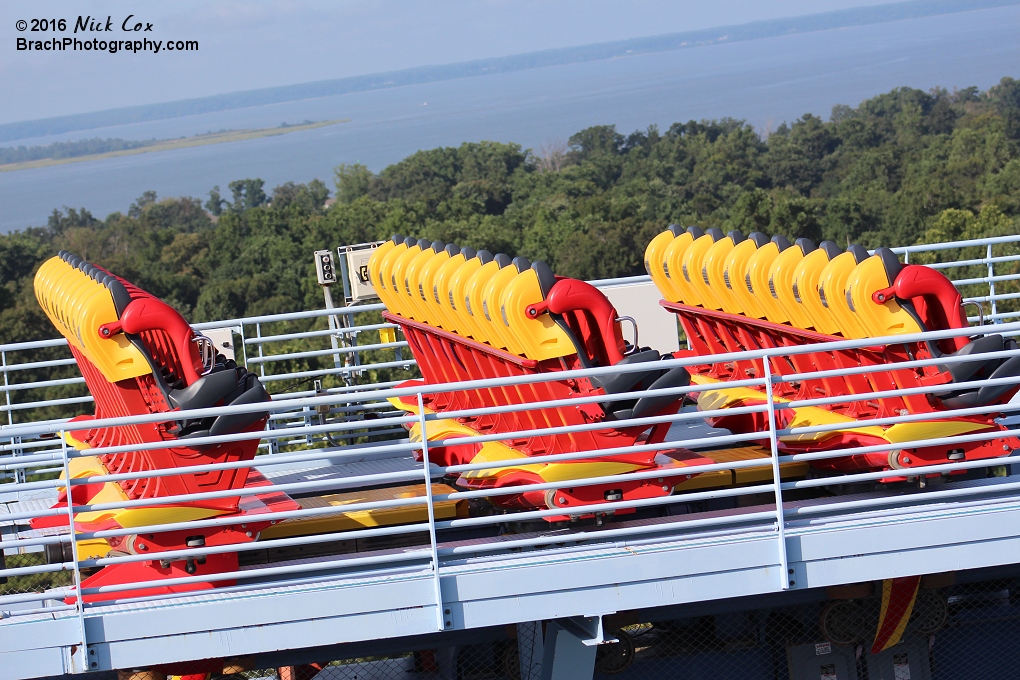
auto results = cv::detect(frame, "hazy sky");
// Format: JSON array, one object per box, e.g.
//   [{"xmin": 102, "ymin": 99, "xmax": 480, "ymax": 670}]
[{"xmin": 0, "ymin": 0, "xmax": 895, "ymax": 124}]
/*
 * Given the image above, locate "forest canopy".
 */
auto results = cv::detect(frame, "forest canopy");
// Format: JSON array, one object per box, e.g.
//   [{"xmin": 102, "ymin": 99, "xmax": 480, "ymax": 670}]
[{"xmin": 3, "ymin": 77, "xmax": 1020, "ymax": 346}]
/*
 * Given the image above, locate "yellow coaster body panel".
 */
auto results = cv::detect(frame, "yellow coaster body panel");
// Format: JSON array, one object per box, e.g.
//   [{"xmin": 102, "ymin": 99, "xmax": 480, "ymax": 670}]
[
  {"xmin": 817, "ymin": 250, "xmax": 868, "ymax": 338},
  {"xmin": 34, "ymin": 255, "xmax": 150, "ymax": 382},
  {"xmin": 259, "ymin": 483, "xmax": 465, "ymax": 539},
  {"xmin": 501, "ymin": 268, "xmax": 576, "ymax": 360},
  {"xmin": 723, "ymin": 240, "xmax": 766, "ymax": 319},
  {"xmin": 745, "ymin": 242, "xmax": 788, "ymax": 324},
  {"xmin": 702, "ymin": 236, "xmax": 742, "ymax": 315}
]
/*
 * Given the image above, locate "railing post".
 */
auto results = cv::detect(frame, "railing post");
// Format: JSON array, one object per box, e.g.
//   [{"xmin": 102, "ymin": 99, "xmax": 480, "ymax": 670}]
[
  {"xmin": 417, "ymin": 392, "xmax": 446, "ymax": 631},
  {"xmin": 255, "ymin": 322, "xmax": 266, "ymax": 379},
  {"xmin": 238, "ymin": 322, "xmax": 250, "ymax": 371},
  {"xmin": 1, "ymin": 350, "xmax": 24, "ymax": 486},
  {"xmin": 254, "ymin": 322, "xmax": 279, "ymax": 455},
  {"xmin": 60, "ymin": 431, "xmax": 89, "ymax": 671},
  {"xmin": 988, "ymin": 243, "xmax": 998, "ymax": 322},
  {"xmin": 762, "ymin": 357, "xmax": 791, "ymax": 590}
]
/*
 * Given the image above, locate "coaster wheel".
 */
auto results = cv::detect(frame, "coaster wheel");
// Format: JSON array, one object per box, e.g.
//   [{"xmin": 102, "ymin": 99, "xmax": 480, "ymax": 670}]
[
  {"xmin": 820, "ymin": 600, "xmax": 868, "ymax": 645},
  {"xmin": 502, "ymin": 641, "xmax": 520, "ymax": 680},
  {"xmin": 595, "ymin": 629, "xmax": 635, "ymax": 675},
  {"xmin": 909, "ymin": 590, "xmax": 948, "ymax": 635}
]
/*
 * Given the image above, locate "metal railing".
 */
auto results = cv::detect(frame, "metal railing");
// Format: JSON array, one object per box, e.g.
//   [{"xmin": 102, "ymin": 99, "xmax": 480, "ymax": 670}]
[
  {"xmin": 3, "ymin": 322, "xmax": 1020, "ymax": 604},
  {"xmin": 2, "ymin": 233, "xmax": 1020, "ymax": 672}
]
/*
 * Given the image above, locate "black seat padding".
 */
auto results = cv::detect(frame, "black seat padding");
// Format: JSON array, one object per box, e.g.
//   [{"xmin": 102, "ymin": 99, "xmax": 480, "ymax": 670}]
[
  {"xmin": 940, "ymin": 355, "xmax": 1020, "ymax": 409},
  {"xmin": 590, "ymin": 350, "xmax": 692, "ymax": 419},
  {"xmin": 936, "ymin": 335, "xmax": 1020, "ymax": 409},
  {"xmin": 847, "ymin": 244, "xmax": 870, "ymax": 263},
  {"xmin": 168, "ymin": 368, "xmax": 243, "ymax": 411},
  {"xmin": 795, "ymin": 238, "xmax": 816, "ymax": 256},
  {"xmin": 208, "ymin": 379, "xmax": 272, "ymax": 436},
  {"xmin": 590, "ymin": 350, "xmax": 662, "ymax": 394},
  {"xmin": 820, "ymin": 241, "xmax": 842, "ymax": 260},
  {"xmin": 631, "ymin": 366, "xmax": 692, "ymax": 420},
  {"xmin": 175, "ymin": 366, "xmax": 272, "ymax": 439}
]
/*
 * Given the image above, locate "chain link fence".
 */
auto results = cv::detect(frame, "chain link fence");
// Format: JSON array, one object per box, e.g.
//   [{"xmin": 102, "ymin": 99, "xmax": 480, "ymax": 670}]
[
  {"xmin": 83, "ymin": 570, "xmax": 1020, "ymax": 680},
  {"xmin": 65, "ymin": 569, "xmax": 1020, "ymax": 680}
]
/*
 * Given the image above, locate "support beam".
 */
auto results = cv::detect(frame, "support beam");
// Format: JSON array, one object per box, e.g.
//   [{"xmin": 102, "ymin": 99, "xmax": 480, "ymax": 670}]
[{"xmin": 539, "ymin": 618, "xmax": 602, "ymax": 680}]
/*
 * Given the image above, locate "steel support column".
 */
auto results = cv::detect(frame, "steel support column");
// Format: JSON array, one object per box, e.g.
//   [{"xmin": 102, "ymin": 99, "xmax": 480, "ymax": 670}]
[{"xmin": 539, "ymin": 617, "xmax": 605, "ymax": 680}]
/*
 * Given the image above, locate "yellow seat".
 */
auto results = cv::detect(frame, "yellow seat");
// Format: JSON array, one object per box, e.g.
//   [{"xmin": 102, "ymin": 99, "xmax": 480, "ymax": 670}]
[
  {"xmin": 662, "ymin": 226, "xmax": 704, "ymax": 304},
  {"xmin": 412, "ymin": 244, "xmax": 455, "ymax": 327},
  {"xmin": 419, "ymin": 244, "xmax": 459, "ymax": 330},
  {"xmin": 817, "ymin": 245, "xmax": 870, "ymax": 338},
  {"xmin": 402, "ymin": 241, "xmax": 443, "ymax": 322},
  {"xmin": 480, "ymin": 256, "xmax": 530, "ymax": 353},
  {"xmin": 449, "ymin": 251, "xmax": 491, "ymax": 340},
  {"xmin": 767, "ymin": 238, "xmax": 816, "ymax": 330},
  {"xmin": 367, "ymin": 236, "xmax": 402, "ymax": 312},
  {"xmin": 501, "ymin": 261, "xmax": 578, "ymax": 361},
  {"xmin": 434, "ymin": 246, "xmax": 476, "ymax": 335},
  {"xmin": 681, "ymin": 228, "xmax": 726, "ymax": 309},
  {"xmin": 846, "ymin": 248, "xmax": 924, "ymax": 339},
  {"xmin": 702, "ymin": 230, "xmax": 746, "ymax": 315},
  {"xmin": 378, "ymin": 236, "xmax": 416, "ymax": 313},
  {"xmin": 791, "ymin": 241, "xmax": 842, "ymax": 333},
  {"xmin": 722, "ymin": 232, "xmax": 769, "ymax": 319},
  {"xmin": 386, "ymin": 238, "xmax": 426, "ymax": 318},
  {"xmin": 644, "ymin": 225, "xmax": 684, "ymax": 301},
  {"xmin": 34, "ymin": 255, "xmax": 150, "ymax": 382},
  {"xmin": 465, "ymin": 254, "xmax": 511, "ymax": 346},
  {"xmin": 744, "ymin": 236, "xmax": 791, "ymax": 324}
]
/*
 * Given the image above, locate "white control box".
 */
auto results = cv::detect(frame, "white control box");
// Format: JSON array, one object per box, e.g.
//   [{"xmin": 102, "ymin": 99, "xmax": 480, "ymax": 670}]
[{"xmin": 342, "ymin": 243, "xmax": 382, "ymax": 302}]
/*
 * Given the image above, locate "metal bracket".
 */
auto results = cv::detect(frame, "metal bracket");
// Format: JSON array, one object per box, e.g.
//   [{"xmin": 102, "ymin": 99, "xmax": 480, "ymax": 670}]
[{"xmin": 553, "ymin": 614, "xmax": 618, "ymax": 646}]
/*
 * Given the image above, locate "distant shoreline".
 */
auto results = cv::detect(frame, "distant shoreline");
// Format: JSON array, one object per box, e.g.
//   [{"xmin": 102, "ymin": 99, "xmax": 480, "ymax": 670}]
[
  {"xmin": 0, "ymin": 119, "xmax": 349, "ymax": 173},
  {"xmin": 0, "ymin": 0, "xmax": 1016, "ymax": 144}
]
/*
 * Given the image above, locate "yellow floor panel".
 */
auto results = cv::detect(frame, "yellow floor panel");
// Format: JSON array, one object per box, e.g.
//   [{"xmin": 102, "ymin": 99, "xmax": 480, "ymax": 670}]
[
  {"xmin": 697, "ymin": 446, "xmax": 810, "ymax": 486},
  {"xmin": 260, "ymin": 483, "xmax": 466, "ymax": 540}
]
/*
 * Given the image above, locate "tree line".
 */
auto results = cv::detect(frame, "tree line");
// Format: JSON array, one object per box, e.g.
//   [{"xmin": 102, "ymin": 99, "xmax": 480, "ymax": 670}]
[
  {"xmin": 3, "ymin": 77, "xmax": 1020, "ymax": 349},
  {"xmin": 0, "ymin": 137, "xmax": 160, "ymax": 165}
]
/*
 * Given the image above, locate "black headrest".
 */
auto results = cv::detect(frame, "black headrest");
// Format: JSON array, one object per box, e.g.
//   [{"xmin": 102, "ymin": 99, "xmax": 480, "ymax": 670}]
[
  {"xmin": 847, "ymin": 244, "xmax": 869, "ymax": 264},
  {"xmin": 58, "ymin": 250, "xmax": 70, "ymax": 261},
  {"xmin": 416, "ymin": 238, "xmax": 431, "ymax": 250},
  {"xmin": 430, "ymin": 240, "xmax": 444, "ymax": 253},
  {"xmin": 772, "ymin": 235, "xmax": 792, "ymax": 251},
  {"xmin": 727, "ymin": 230, "xmax": 745, "ymax": 245},
  {"xmin": 875, "ymin": 247, "xmax": 902, "ymax": 283},
  {"xmin": 494, "ymin": 253, "xmax": 512, "ymax": 268},
  {"xmin": 512, "ymin": 256, "xmax": 531, "ymax": 273},
  {"xmin": 795, "ymin": 238, "xmax": 816, "ymax": 256},
  {"xmin": 706, "ymin": 228, "xmax": 725, "ymax": 242},
  {"xmin": 819, "ymin": 241, "xmax": 841, "ymax": 260},
  {"xmin": 403, "ymin": 237, "xmax": 417, "ymax": 248},
  {"xmin": 687, "ymin": 226, "xmax": 705, "ymax": 239},
  {"xmin": 668, "ymin": 224, "xmax": 684, "ymax": 236},
  {"xmin": 532, "ymin": 261, "xmax": 556, "ymax": 298},
  {"xmin": 68, "ymin": 255, "xmax": 82, "ymax": 269},
  {"xmin": 445, "ymin": 244, "xmax": 460, "ymax": 256},
  {"xmin": 461, "ymin": 247, "xmax": 477, "ymax": 260},
  {"xmin": 391, "ymin": 234, "xmax": 405, "ymax": 246},
  {"xmin": 749, "ymin": 232, "xmax": 770, "ymax": 248},
  {"xmin": 105, "ymin": 278, "xmax": 132, "ymax": 317},
  {"xmin": 477, "ymin": 250, "xmax": 494, "ymax": 265}
]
